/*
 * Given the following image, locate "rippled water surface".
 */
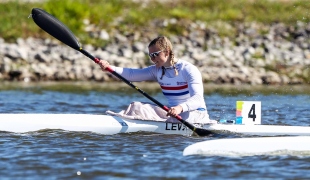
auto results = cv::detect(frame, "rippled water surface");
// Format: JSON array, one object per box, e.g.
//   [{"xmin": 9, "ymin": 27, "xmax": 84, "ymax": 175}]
[{"xmin": 0, "ymin": 82, "xmax": 310, "ymax": 179}]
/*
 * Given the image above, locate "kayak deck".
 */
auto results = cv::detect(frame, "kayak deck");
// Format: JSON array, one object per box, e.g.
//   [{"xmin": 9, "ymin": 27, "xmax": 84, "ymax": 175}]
[{"xmin": 205, "ymin": 123, "xmax": 310, "ymax": 136}]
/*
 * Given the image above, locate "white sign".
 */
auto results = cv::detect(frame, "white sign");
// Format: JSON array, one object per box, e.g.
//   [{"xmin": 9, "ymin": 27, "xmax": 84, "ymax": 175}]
[{"xmin": 236, "ymin": 101, "xmax": 261, "ymax": 125}]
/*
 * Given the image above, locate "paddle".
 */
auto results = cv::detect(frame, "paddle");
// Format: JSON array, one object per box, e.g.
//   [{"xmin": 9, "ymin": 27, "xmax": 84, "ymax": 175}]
[{"xmin": 30, "ymin": 8, "xmax": 213, "ymax": 136}]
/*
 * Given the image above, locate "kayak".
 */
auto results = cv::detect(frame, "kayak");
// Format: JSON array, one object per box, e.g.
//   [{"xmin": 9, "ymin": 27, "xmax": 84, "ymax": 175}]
[
  {"xmin": 0, "ymin": 113, "xmax": 310, "ymax": 136},
  {"xmin": 183, "ymin": 136, "xmax": 310, "ymax": 156},
  {"xmin": 0, "ymin": 114, "xmax": 194, "ymax": 136}
]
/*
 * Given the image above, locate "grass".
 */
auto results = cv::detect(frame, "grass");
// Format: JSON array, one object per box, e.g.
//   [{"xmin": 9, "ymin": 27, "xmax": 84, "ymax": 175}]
[
  {"xmin": 1, "ymin": 81, "xmax": 310, "ymax": 95},
  {"xmin": 0, "ymin": 0, "xmax": 310, "ymax": 45}
]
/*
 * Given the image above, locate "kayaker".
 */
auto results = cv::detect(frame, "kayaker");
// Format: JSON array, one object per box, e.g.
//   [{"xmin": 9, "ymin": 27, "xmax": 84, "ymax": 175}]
[{"xmin": 98, "ymin": 36, "xmax": 213, "ymax": 124}]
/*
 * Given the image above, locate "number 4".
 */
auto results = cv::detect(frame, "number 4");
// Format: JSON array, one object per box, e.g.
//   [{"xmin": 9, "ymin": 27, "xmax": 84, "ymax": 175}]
[{"xmin": 248, "ymin": 104, "xmax": 256, "ymax": 121}]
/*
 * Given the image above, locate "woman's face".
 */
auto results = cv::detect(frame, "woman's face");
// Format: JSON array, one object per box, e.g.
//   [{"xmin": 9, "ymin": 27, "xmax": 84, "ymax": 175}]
[{"xmin": 148, "ymin": 45, "xmax": 170, "ymax": 67}]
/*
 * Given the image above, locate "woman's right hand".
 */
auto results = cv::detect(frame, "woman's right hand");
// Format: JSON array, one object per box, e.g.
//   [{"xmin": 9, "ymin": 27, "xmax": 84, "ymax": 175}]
[{"xmin": 98, "ymin": 59, "xmax": 110, "ymax": 71}]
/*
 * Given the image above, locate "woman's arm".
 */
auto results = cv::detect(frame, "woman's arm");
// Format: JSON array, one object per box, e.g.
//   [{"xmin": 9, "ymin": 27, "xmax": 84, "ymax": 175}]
[
  {"xmin": 111, "ymin": 65, "xmax": 158, "ymax": 82},
  {"xmin": 179, "ymin": 65, "xmax": 205, "ymax": 112}
]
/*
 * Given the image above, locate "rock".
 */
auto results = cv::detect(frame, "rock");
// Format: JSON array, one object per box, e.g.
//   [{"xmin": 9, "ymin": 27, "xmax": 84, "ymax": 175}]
[
  {"xmin": 99, "ymin": 30, "xmax": 110, "ymax": 40},
  {"xmin": 0, "ymin": 22, "xmax": 309, "ymax": 84}
]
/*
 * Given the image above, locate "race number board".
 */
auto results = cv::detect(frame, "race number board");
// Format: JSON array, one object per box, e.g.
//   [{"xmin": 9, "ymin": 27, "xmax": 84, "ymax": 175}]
[{"xmin": 236, "ymin": 101, "xmax": 261, "ymax": 125}]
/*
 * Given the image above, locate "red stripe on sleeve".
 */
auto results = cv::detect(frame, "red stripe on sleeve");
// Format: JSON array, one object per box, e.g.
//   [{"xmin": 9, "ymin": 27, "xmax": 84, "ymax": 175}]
[{"xmin": 160, "ymin": 84, "xmax": 188, "ymax": 90}]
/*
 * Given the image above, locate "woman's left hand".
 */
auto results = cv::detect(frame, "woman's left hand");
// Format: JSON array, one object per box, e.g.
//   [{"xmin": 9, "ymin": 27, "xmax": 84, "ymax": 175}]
[
  {"xmin": 167, "ymin": 105, "xmax": 183, "ymax": 117},
  {"xmin": 98, "ymin": 59, "xmax": 110, "ymax": 71}
]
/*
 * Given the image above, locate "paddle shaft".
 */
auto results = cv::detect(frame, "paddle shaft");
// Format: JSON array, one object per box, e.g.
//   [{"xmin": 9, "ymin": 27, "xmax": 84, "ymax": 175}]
[
  {"xmin": 80, "ymin": 49, "xmax": 186, "ymax": 123},
  {"xmin": 81, "ymin": 49, "xmax": 215, "ymax": 136}
]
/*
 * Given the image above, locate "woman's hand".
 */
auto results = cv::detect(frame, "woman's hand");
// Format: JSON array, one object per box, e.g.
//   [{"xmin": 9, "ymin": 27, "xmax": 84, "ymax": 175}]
[
  {"xmin": 167, "ymin": 105, "xmax": 183, "ymax": 117},
  {"xmin": 98, "ymin": 59, "xmax": 110, "ymax": 71}
]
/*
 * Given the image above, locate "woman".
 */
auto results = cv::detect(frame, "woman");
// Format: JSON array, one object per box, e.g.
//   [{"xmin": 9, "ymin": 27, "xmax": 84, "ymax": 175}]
[{"xmin": 98, "ymin": 36, "xmax": 212, "ymax": 124}]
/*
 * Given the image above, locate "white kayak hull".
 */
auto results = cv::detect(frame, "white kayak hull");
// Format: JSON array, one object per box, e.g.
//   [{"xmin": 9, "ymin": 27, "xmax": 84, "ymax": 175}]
[
  {"xmin": 183, "ymin": 136, "xmax": 310, "ymax": 156},
  {"xmin": 0, "ymin": 114, "xmax": 310, "ymax": 136},
  {"xmin": 0, "ymin": 114, "xmax": 194, "ymax": 136}
]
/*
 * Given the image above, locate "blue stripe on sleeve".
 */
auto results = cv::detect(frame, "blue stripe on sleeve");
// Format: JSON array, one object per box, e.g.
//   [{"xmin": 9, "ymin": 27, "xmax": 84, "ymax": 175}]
[{"xmin": 162, "ymin": 91, "xmax": 189, "ymax": 96}]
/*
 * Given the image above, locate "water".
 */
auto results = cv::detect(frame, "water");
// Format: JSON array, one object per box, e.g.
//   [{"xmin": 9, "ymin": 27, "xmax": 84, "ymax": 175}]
[{"xmin": 0, "ymin": 83, "xmax": 310, "ymax": 179}]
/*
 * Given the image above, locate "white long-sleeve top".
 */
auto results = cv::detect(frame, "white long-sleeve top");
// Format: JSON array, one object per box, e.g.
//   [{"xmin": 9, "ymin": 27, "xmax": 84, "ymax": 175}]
[{"xmin": 109, "ymin": 59, "xmax": 207, "ymax": 112}]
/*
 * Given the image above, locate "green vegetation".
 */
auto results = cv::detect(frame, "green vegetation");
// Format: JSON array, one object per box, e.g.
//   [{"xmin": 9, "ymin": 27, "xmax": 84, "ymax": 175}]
[
  {"xmin": 1, "ymin": 81, "xmax": 310, "ymax": 95},
  {"xmin": 0, "ymin": 0, "xmax": 310, "ymax": 45}
]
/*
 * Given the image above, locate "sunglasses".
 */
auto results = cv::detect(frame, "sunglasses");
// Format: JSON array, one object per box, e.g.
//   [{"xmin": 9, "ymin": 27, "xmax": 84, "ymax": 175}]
[{"xmin": 148, "ymin": 50, "xmax": 162, "ymax": 59}]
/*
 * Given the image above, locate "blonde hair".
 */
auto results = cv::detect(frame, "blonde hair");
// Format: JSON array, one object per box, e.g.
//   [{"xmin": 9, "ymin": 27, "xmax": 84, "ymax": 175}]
[{"xmin": 148, "ymin": 36, "xmax": 178, "ymax": 79}]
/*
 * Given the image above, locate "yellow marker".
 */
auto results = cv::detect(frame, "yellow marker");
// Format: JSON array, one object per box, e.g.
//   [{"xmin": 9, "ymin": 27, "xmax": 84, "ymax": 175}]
[{"xmin": 236, "ymin": 101, "xmax": 244, "ymax": 110}]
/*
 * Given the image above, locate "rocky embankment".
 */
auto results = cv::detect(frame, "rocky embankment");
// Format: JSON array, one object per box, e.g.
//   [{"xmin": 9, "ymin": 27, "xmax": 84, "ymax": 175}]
[{"xmin": 0, "ymin": 21, "xmax": 310, "ymax": 84}]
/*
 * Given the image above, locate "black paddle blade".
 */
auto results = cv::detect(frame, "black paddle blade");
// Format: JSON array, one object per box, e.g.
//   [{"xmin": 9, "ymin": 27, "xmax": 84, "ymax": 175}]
[
  {"xmin": 31, "ymin": 8, "xmax": 80, "ymax": 50},
  {"xmin": 182, "ymin": 120, "xmax": 214, "ymax": 136},
  {"xmin": 194, "ymin": 127, "xmax": 214, "ymax": 136}
]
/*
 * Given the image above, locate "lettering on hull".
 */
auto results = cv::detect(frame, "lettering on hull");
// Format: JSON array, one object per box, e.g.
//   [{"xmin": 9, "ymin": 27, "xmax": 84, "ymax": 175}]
[{"xmin": 165, "ymin": 123, "xmax": 187, "ymax": 131}]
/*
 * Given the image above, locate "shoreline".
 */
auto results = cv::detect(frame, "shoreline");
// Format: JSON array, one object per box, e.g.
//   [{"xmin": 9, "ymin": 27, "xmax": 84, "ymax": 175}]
[
  {"xmin": 1, "ymin": 21, "xmax": 310, "ymax": 85},
  {"xmin": 1, "ymin": 81, "xmax": 310, "ymax": 95}
]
